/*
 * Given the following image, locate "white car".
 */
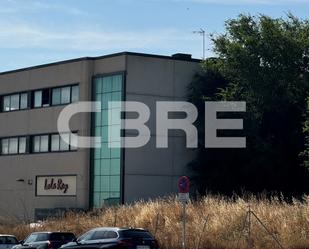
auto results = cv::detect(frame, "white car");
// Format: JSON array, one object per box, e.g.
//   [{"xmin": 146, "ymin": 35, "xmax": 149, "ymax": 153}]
[{"xmin": 0, "ymin": 235, "xmax": 18, "ymax": 249}]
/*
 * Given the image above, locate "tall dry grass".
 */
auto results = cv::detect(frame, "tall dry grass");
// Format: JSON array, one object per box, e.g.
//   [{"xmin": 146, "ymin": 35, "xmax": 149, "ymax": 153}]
[{"xmin": 0, "ymin": 195, "xmax": 309, "ymax": 249}]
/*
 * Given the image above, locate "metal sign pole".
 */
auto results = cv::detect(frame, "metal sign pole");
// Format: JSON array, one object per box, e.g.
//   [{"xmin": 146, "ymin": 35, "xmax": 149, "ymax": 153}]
[
  {"xmin": 182, "ymin": 202, "xmax": 186, "ymax": 249},
  {"xmin": 248, "ymin": 205, "xmax": 251, "ymax": 249},
  {"xmin": 178, "ymin": 176, "xmax": 190, "ymax": 249}
]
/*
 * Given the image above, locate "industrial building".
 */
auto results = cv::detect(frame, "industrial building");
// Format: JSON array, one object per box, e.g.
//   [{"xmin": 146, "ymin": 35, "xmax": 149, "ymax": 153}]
[{"xmin": 0, "ymin": 52, "xmax": 201, "ymax": 221}]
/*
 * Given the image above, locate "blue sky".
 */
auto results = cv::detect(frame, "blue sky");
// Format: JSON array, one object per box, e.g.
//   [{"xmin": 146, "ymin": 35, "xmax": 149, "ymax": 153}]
[{"xmin": 1, "ymin": 0, "xmax": 309, "ymax": 72}]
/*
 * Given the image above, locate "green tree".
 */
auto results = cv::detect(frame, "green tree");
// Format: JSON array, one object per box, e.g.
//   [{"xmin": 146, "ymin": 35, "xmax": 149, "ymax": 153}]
[{"xmin": 189, "ymin": 14, "xmax": 309, "ymax": 196}]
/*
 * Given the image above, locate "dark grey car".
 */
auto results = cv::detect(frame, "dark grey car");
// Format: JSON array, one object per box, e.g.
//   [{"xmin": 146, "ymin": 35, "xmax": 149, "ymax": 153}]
[
  {"xmin": 13, "ymin": 232, "xmax": 76, "ymax": 249},
  {"xmin": 0, "ymin": 235, "xmax": 18, "ymax": 249},
  {"xmin": 60, "ymin": 227, "xmax": 159, "ymax": 249}
]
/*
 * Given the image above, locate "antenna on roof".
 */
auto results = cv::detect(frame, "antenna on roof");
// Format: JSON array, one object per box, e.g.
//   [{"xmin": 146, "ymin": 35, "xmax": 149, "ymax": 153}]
[{"xmin": 193, "ymin": 28, "xmax": 206, "ymax": 60}]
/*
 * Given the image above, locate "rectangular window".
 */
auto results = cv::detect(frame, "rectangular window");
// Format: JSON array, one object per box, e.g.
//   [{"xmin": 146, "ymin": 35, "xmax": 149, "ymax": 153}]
[
  {"xmin": 60, "ymin": 133, "xmax": 70, "ymax": 151},
  {"xmin": 33, "ymin": 136, "xmax": 40, "ymax": 152},
  {"xmin": 10, "ymin": 94, "xmax": 19, "ymax": 111},
  {"xmin": 9, "ymin": 138, "xmax": 18, "ymax": 154},
  {"xmin": 34, "ymin": 90, "xmax": 42, "ymax": 108},
  {"xmin": 1, "ymin": 136, "xmax": 28, "ymax": 155},
  {"xmin": 2, "ymin": 84, "xmax": 79, "ymax": 112},
  {"xmin": 32, "ymin": 135, "xmax": 49, "ymax": 153},
  {"xmin": 1, "ymin": 139, "xmax": 9, "ymax": 154},
  {"xmin": 61, "ymin": 87, "xmax": 71, "ymax": 104},
  {"xmin": 52, "ymin": 88, "xmax": 61, "ymax": 105},
  {"xmin": 42, "ymin": 89, "xmax": 50, "ymax": 107},
  {"xmin": 51, "ymin": 132, "xmax": 77, "ymax": 151},
  {"xmin": 3, "ymin": 96, "xmax": 10, "ymax": 112},
  {"xmin": 19, "ymin": 137, "xmax": 27, "ymax": 154},
  {"xmin": 71, "ymin": 85, "xmax": 79, "ymax": 103},
  {"xmin": 34, "ymin": 89, "xmax": 49, "ymax": 108},
  {"xmin": 0, "ymin": 133, "xmax": 78, "ymax": 156},
  {"xmin": 2, "ymin": 93, "xmax": 28, "ymax": 112},
  {"xmin": 51, "ymin": 134, "xmax": 60, "ymax": 151},
  {"xmin": 71, "ymin": 133, "xmax": 77, "ymax": 150},
  {"xmin": 8, "ymin": 138, "xmax": 16, "ymax": 154},
  {"xmin": 40, "ymin": 135, "xmax": 49, "ymax": 152},
  {"xmin": 20, "ymin": 93, "xmax": 28, "ymax": 109},
  {"xmin": 52, "ymin": 85, "xmax": 79, "ymax": 105}
]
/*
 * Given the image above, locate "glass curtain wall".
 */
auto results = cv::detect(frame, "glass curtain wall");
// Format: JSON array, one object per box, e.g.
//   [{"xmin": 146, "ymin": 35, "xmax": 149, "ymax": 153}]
[{"xmin": 91, "ymin": 74, "xmax": 123, "ymax": 208}]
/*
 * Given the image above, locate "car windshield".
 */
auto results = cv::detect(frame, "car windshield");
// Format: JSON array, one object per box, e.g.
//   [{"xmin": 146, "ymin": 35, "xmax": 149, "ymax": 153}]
[
  {"xmin": 24, "ymin": 233, "xmax": 49, "ymax": 243},
  {"xmin": 120, "ymin": 230, "xmax": 153, "ymax": 239},
  {"xmin": 77, "ymin": 231, "xmax": 94, "ymax": 242}
]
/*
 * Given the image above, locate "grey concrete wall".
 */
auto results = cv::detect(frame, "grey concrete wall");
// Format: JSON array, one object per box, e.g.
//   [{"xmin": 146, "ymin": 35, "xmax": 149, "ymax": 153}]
[
  {"xmin": 0, "ymin": 54, "xmax": 127, "ymax": 221},
  {"xmin": 93, "ymin": 55, "xmax": 126, "ymax": 75},
  {"xmin": 0, "ymin": 60, "xmax": 92, "ymax": 221},
  {"xmin": 124, "ymin": 55, "xmax": 201, "ymax": 202}
]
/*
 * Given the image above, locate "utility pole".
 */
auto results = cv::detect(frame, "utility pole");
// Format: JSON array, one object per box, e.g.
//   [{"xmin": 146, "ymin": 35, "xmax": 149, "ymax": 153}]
[
  {"xmin": 193, "ymin": 28, "xmax": 206, "ymax": 60},
  {"xmin": 248, "ymin": 205, "xmax": 251, "ymax": 249}
]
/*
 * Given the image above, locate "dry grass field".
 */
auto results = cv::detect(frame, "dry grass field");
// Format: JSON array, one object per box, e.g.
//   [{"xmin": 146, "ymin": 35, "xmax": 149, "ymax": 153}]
[{"xmin": 1, "ymin": 195, "xmax": 309, "ymax": 249}]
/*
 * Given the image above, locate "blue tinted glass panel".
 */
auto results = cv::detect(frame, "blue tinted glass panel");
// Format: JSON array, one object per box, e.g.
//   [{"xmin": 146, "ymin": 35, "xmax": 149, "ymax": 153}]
[
  {"xmin": 110, "ymin": 125, "xmax": 121, "ymax": 142},
  {"xmin": 111, "ymin": 159, "xmax": 121, "ymax": 175},
  {"xmin": 100, "ymin": 192, "xmax": 110, "ymax": 203},
  {"xmin": 101, "ymin": 159, "xmax": 111, "ymax": 175},
  {"xmin": 112, "ymin": 75, "xmax": 122, "ymax": 92},
  {"xmin": 94, "ymin": 148, "xmax": 100, "ymax": 158},
  {"xmin": 91, "ymin": 74, "xmax": 123, "ymax": 208},
  {"xmin": 110, "ymin": 142, "xmax": 121, "ymax": 158},
  {"xmin": 101, "ymin": 142, "xmax": 110, "ymax": 158},
  {"xmin": 111, "ymin": 109, "xmax": 121, "ymax": 125},
  {"xmin": 95, "ymin": 78, "xmax": 102, "ymax": 94},
  {"xmin": 101, "ymin": 110, "xmax": 108, "ymax": 126},
  {"xmin": 110, "ymin": 176, "xmax": 120, "ymax": 192},
  {"xmin": 103, "ymin": 77, "xmax": 112, "ymax": 92},
  {"xmin": 111, "ymin": 92, "xmax": 121, "ymax": 109},
  {"xmin": 94, "ymin": 159, "xmax": 101, "ymax": 175},
  {"xmin": 93, "ymin": 192, "xmax": 100, "ymax": 207},
  {"xmin": 102, "ymin": 126, "xmax": 109, "ymax": 142},
  {"xmin": 95, "ymin": 112, "xmax": 102, "ymax": 127},
  {"xmin": 101, "ymin": 176, "xmax": 110, "ymax": 192},
  {"xmin": 93, "ymin": 176, "xmax": 100, "ymax": 192},
  {"xmin": 102, "ymin": 93, "xmax": 112, "ymax": 109}
]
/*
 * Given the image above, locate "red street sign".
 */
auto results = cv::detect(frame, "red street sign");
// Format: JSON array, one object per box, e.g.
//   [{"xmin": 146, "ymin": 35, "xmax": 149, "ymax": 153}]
[{"xmin": 178, "ymin": 176, "xmax": 190, "ymax": 193}]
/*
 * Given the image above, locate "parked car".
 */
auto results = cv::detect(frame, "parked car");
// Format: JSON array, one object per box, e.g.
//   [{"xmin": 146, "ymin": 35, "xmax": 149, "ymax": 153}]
[
  {"xmin": 60, "ymin": 227, "xmax": 159, "ymax": 249},
  {"xmin": 0, "ymin": 235, "xmax": 19, "ymax": 249},
  {"xmin": 13, "ymin": 232, "xmax": 76, "ymax": 249}
]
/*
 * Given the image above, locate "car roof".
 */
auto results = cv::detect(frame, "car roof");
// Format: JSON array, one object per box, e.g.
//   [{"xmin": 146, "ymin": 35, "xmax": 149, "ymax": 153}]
[
  {"xmin": 88, "ymin": 227, "xmax": 149, "ymax": 232},
  {"xmin": 30, "ymin": 232, "xmax": 74, "ymax": 234},
  {"xmin": 0, "ymin": 235, "xmax": 17, "ymax": 237}
]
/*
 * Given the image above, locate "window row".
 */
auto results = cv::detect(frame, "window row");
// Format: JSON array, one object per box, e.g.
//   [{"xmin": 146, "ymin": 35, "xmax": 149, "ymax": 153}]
[
  {"xmin": 3, "ymin": 93, "xmax": 28, "ymax": 111},
  {"xmin": 2, "ymin": 84, "xmax": 79, "ymax": 112},
  {"xmin": 0, "ymin": 133, "xmax": 77, "ymax": 155}
]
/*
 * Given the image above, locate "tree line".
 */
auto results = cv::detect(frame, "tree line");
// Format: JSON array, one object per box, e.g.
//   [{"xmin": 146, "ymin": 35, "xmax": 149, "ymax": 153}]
[{"xmin": 188, "ymin": 14, "xmax": 309, "ymax": 197}]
